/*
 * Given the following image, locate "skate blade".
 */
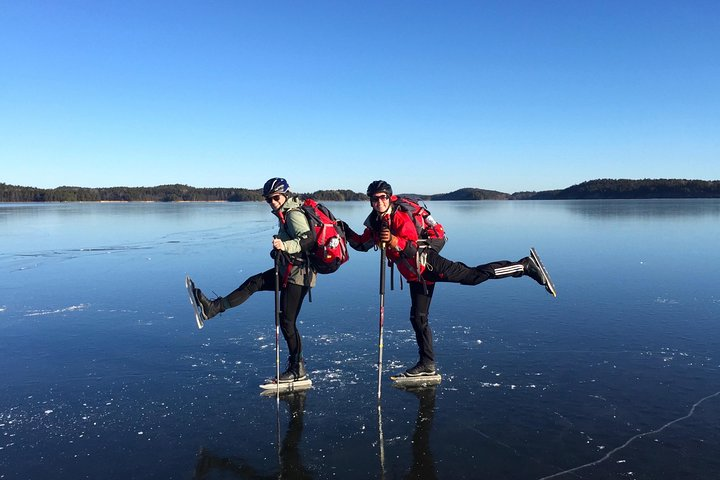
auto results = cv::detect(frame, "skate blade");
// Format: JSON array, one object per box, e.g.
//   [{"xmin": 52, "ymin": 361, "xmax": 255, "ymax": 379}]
[
  {"xmin": 390, "ymin": 373, "xmax": 442, "ymax": 386},
  {"xmin": 185, "ymin": 276, "xmax": 205, "ymax": 329},
  {"xmin": 529, "ymin": 248, "xmax": 557, "ymax": 297},
  {"xmin": 259, "ymin": 378, "xmax": 313, "ymax": 394}
]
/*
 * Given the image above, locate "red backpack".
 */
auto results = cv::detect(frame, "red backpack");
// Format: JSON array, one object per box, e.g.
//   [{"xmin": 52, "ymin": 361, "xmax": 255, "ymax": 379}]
[
  {"xmin": 393, "ymin": 197, "xmax": 447, "ymax": 252},
  {"xmin": 295, "ymin": 198, "xmax": 349, "ymax": 274}
]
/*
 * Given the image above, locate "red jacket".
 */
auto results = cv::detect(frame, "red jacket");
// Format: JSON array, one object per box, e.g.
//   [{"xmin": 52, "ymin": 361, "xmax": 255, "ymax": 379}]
[{"xmin": 347, "ymin": 196, "xmax": 427, "ymax": 282}]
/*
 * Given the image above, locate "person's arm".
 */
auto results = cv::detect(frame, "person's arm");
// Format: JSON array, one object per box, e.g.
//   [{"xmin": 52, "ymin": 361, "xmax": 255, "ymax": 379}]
[{"xmin": 341, "ymin": 221, "xmax": 375, "ymax": 252}]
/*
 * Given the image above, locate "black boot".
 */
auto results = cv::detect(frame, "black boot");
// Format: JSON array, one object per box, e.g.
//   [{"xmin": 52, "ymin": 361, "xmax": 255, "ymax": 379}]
[
  {"xmin": 192, "ymin": 288, "xmax": 226, "ymax": 321},
  {"xmin": 405, "ymin": 360, "xmax": 436, "ymax": 377},
  {"xmin": 521, "ymin": 256, "xmax": 546, "ymax": 286},
  {"xmin": 278, "ymin": 357, "xmax": 307, "ymax": 383},
  {"xmin": 521, "ymin": 255, "xmax": 556, "ymax": 296}
]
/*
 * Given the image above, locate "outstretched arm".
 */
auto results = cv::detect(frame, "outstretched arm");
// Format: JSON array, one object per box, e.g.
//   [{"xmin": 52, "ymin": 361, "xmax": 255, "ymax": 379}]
[{"xmin": 339, "ymin": 221, "xmax": 375, "ymax": 252}]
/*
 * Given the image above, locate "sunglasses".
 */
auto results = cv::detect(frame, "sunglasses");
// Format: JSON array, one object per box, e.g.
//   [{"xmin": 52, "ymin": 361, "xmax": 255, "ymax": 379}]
[
  {"xmin": 265, "ymin": 194, "xmax": 283, "ymax": 204},
  {"xmin": 370, "ymin": 194, "xmax": 389, "ymax": 204}
]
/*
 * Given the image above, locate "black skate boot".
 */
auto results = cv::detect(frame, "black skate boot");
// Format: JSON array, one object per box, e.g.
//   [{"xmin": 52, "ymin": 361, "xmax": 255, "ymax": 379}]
[
  {"xmin": 278, "ymin": 357, "xmax": 308, "ymax": 383},
  {"xmin": 522, "ymin": 248, "xmax": 557, "ymax": 297},
  {"xmin": 404, "ymin": 360, "xmax": 437, "ymax": 377},
  {"xmin": 192, "ymin": 288, "xmax": 226, "ymax": 321}
]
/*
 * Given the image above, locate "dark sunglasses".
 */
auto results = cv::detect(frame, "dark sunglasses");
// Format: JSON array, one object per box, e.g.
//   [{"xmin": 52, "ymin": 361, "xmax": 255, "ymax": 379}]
[
  {"xmin": 265, "ymin": 194, "xmax": 283, "ymax": 204},
  {"xmin": 370, "ymin": 194, "xmax": 389, "ymax": 204}
]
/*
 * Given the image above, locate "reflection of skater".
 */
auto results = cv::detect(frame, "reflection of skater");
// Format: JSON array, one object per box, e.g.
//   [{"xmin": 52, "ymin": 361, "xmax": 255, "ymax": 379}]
[
  {"xmin": 400, "ymin": 386, "xmax": 438, "ymax": 480},
  {"xmin": 193, "ymin": 391, "xmax": 312, "ymax": 479},
  {"xmin": 190, "ymin": 178, "xmax": 315, "ymax": 382},
  {"xmin": 277, "ymin": 391, "xmax": 311, "ymax": 478},
  {"xmin": 345, "ymin": 180, "xmax": 556, "ymax": 377}
]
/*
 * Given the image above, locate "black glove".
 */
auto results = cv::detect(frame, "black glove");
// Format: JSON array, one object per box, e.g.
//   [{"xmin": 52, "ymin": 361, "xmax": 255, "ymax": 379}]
[{"xmin": 337, "ymin": 220, "xmax": 357, "ymax": 237}]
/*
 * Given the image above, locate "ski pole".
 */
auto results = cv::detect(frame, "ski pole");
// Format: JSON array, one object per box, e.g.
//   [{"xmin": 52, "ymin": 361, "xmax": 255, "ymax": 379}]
[
  {"xmin": 272, "ymin": 244, "xmax": 282, "ymax": 469},
  {"xmin": 377, "ymin": 243, "xmax": 386, "ymax": 400},
  {"xmin": 273, "ymin": 241, "xmax": 281, "ymax": 399}
]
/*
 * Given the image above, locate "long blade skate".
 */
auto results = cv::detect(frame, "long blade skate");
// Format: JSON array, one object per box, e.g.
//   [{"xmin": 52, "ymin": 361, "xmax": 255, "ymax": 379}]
[
  {"xmin": 185, "ymin": 276, "xmax": 205, "ymax": 329},
  {"xmin": 529, "ymin": 248, "xmax": 557, "ymax": 297}
]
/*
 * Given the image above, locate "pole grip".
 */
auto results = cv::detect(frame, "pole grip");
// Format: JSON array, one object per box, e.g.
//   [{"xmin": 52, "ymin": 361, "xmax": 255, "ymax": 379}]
[{"xmin": 379, "ymin": 243, "xmax": 386, "ymax": 295}]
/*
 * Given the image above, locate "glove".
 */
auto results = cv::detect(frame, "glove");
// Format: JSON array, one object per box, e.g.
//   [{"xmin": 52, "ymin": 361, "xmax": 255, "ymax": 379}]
[
  {"xmin": 379, "ymin": 228, "xmax": 399, "ymax": 249},
  {"xmin": 337, "ymin": 220, "xmax": 357, "ymax": 237}
]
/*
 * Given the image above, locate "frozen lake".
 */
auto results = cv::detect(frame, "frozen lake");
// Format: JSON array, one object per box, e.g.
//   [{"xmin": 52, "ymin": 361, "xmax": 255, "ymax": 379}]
[{"xmin": 1, "ymin": 199, "xmax": 719, "ymax": 479}]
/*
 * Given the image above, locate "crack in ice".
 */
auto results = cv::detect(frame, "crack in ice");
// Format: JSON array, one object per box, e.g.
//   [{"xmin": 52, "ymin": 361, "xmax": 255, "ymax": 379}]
[{"xmin": 539, "ymin": 390, "xmax": 720, "ymax": 479}]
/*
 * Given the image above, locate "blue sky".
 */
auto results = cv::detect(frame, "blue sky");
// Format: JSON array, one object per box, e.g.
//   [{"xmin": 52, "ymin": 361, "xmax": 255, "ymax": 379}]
[{"xmin": 1, "ymin": 1, "xmax": 718, "ymax": 195}]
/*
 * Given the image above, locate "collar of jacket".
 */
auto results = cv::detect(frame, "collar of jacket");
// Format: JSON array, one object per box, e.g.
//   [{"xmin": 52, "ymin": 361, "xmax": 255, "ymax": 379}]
[
  {"xmin": 274, "ymin": 195, "xmax": 302, "ymax": 223},
  {"xmin": 279, "ymin": 195, "xmax": 302, "ymax": 212}
]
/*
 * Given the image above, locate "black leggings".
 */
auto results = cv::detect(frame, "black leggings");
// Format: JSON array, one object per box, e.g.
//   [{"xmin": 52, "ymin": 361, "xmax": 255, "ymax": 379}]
[{"xmin": 224, "ymin": 268, "xmax": 308, "ymax": 361}]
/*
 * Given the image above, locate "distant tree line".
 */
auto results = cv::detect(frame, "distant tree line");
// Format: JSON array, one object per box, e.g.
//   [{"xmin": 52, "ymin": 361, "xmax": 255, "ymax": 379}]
[
  {"xmin": 430, "ymin": 187, "xmax": 510, "ymax": 200},
  {"xmin": 2, "ymin": 179, "xmax": 718, "ymax": 202},
  {"xmin": 0, "ymin": 183, "xmax": 368, "ymax": 202},
  {"xmin": 0, "ymin": 183, "xmax": 266, "ymax": 202},
  {"xmin": 400, "ymin": 179, "xmax": 720, "ymax": 201},
  {"xmin": 518, "ymin": 179, "xmax": 720, "ymax": 200},
  {"xmin": 309, "ymin": 189, "xmax": 367, "ymax": 201}
]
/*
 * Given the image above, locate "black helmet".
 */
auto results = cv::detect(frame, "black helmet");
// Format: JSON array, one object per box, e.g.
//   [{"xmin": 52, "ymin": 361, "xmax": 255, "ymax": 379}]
[
  {"xmin": 366, "ymin": 180, "xmax": 392, "ymax": 197},
  {"xmin": 263, "ymin": 178, "xmax": 290, "ymax": 197}
]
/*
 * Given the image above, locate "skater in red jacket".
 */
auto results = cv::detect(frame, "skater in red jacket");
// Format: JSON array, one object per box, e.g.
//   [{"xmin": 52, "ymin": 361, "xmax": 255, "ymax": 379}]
[{"xmin": 344, "ymin": 180, "xmax": 556, "ymax": 377}]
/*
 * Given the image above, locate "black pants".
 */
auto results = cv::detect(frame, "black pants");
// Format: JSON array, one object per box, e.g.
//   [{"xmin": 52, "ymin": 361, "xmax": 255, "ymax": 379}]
[
  {"xmin": 224, "ymin": 268, "xmax": 308, "ymax": 362},
  {"xmin": 408, "ymin": 250, "xmax": 526, "ymax": 365},
  {"xmin": 422, "ymin": 249, "xmax": 525, "ymax": 285},
  {"xmin": 409, "ymin": 281, "xmax": 436, "ymax": 365}
]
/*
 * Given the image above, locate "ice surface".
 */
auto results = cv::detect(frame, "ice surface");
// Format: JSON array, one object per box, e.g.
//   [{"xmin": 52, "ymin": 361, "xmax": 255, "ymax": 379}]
[{"xmin": 2, "ymin": 201, "xmax": 720, "ymax": 478}]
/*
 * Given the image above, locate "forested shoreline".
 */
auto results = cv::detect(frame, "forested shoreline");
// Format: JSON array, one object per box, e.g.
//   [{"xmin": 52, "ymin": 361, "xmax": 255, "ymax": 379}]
[
  {"xmin": 0, "ymin": 184, "xmax": 367, "ymax": 203},
  {"xmin": 1, "ymin": 179, "xmax": 719, "ymax": 202}
]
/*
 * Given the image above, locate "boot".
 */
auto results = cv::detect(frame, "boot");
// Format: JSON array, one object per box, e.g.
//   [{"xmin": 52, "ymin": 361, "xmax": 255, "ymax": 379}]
[
  {"xmin": 522, "ymin": 256, "xmax": 546, "ymax": 286},
  {"xmin": 405, "ymin": 360, "xmax": 436, "ymax": 377},
  {"xmin": 193, "ymin": 288, "xmax": 226, "ymax": 321},
  {"xmin": 521, "ymin": 256, "xmax": 556, "ymax": 296},
  {"xmin": 278, "ymin": 357, "xmax": 307, "ymax": 383}
]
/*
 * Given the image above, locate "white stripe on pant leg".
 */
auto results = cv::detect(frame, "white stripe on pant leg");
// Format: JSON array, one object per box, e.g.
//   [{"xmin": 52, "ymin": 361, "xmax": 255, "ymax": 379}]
[{"xmin": 493, "ymin": 265, "xmax": 524, "ymax": 276}]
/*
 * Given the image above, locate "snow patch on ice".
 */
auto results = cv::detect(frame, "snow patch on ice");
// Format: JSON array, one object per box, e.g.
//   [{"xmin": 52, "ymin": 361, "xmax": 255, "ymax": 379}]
[{"xmin": 25, "ymin": 304, "xmax": 89, "ymax": 317}]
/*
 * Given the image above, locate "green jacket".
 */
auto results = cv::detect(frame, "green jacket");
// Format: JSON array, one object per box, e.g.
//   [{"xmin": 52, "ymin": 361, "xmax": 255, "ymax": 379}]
[{"xmin": 276, "ymin": 196, "xmax": 317, "ymax": 288}]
